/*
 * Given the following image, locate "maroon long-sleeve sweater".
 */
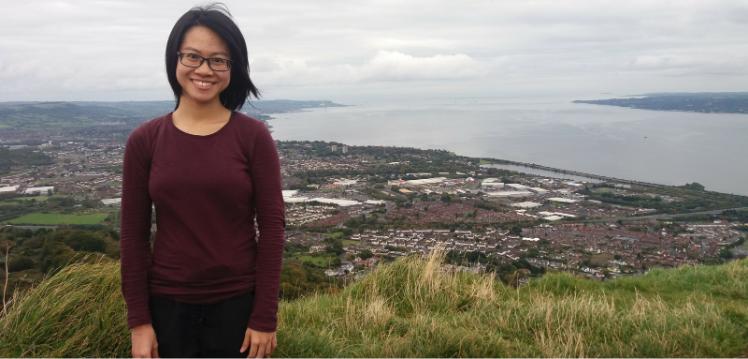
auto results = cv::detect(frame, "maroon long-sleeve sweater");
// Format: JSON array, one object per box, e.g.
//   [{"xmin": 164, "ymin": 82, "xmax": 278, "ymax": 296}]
[{"xmin": 119, "ymin": 111, "xmax": 285, "ymax": 332}]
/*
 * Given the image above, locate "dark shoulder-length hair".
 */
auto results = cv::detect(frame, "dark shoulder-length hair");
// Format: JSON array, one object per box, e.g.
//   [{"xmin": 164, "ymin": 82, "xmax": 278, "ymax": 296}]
[{"xmin": 165, "ymin": 3, "xmax": 260, "ymax": 111}]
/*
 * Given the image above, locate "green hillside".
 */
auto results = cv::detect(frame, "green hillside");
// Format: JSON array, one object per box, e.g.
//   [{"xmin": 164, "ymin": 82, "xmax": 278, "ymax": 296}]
[{"xmin": 0, "ymin": 252, "xmax": 746, "ymax": 357}]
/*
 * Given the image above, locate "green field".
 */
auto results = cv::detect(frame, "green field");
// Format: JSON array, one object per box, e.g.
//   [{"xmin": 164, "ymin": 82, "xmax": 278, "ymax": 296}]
[
  {"xmin": 342, "ymin": 239, "xmax": 360, "ymax": 246},
  {"xmin": 5, "ymin": 212, "xmax": 108, "ymax": 225},
  {"xmin": 15, "ymin": 195, "xmax": 53, "ymax": 202}
]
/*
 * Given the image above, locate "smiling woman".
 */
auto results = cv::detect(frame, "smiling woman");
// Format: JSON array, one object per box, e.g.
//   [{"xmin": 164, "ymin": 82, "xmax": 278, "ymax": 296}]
[
  {"xmin": 119, "ymin": 3, "xmax": 284, "ymax": 359},
  {"xmin": 174, "ymin": 26, "xmax": 232, "ymax": 109},
  {"xmin": 164, "ymin": 4, "xmax": 259, "ymax": 111}
]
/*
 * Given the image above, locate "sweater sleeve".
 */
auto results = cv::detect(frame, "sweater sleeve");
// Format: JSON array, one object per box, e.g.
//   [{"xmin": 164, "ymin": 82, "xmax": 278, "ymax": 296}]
[
  {"xmin": 247, "ymin": 122, "xmax": 286, "ymax": 332},
  {"xmin": 119, "ymin": 127, "xmax": 154, "ymax": 330}
]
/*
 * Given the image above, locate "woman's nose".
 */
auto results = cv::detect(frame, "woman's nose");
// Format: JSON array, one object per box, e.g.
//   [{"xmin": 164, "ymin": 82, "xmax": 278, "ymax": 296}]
[{"xmin": 195, "ymin": 60, "xmax": 213, "ymax": 74}]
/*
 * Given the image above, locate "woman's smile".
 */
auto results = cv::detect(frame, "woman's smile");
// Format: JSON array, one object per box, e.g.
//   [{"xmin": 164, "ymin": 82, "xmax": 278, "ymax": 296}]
[{"xmin": 191, "ymin": 78, "xmax": 216, "ymax": 90}]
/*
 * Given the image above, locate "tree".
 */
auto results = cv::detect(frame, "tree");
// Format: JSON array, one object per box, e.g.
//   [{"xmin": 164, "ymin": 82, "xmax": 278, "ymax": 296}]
[
  {"xmin": 279, "ymin": 259, "xmax": 339, "ymax": 300},
  {"xmin": 358, "ymin": 249, "xmax": 373, "ymax": 260},
  {"xmin": 509, "ymin": 226, "xmax": 523, "ymax": 236},
  {"xmin": 523, "ymin": 248, "xmax": 540, "ymax": 258},
  {"xmin": 324, "ymin": 237, "xmax": 344, "ymax": 256},
  {"xmin": 63, "ymin": 231, "xmax": 107, "ymax": 253},
  {"xmin": 682, "ymin": 182, "xmax": 705, "ymax": 191},
  {"xmin": 718, "ymin": 247, "xmax": 733, "ymax": 260},
  {"xmin": 39, "ymin": 240, "xmax": 76, "ymax": 274},
  {"xmin": 8, "ymin": 256, "xmax": 34, "ymax": 272}
]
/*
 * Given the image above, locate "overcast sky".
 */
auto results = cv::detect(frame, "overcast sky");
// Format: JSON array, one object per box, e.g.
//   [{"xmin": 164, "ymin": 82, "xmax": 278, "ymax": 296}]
[{"xmin": 1, "ymin": 0, "xmax": 747, "ymax": 104}]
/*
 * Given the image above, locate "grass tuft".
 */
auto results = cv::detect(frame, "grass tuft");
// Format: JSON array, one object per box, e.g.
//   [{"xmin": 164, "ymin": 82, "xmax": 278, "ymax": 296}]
[{"xmin": 0, "ymin": 251, "xmax": 746, "ymax": 357}]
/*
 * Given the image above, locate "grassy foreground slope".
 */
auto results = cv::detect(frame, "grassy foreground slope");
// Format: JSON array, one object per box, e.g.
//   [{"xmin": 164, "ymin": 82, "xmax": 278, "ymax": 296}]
[{"xmin": 0, "ymin": 253, "xmax": 746, "ymax": 357}]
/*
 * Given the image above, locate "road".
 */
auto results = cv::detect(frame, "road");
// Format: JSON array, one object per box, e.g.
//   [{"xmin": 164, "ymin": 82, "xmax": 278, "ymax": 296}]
[{"xmin": 584, "ymin": 206, "xmax": 748, "ymax": 223}]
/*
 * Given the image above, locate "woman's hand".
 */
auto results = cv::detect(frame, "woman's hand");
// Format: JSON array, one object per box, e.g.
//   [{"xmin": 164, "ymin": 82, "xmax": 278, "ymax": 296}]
[
  {"xmin": 131, "ymin": 323, "xmax": 159, "ymax": 358},
  {"xmin": 240, "ymin": 327, "xmax": 277, "ymax": 358}
]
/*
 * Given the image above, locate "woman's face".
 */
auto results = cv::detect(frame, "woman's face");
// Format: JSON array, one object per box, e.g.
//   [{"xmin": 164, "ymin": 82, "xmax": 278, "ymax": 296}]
[{"xmin": 176, "ymin": 25, "xmax": 231, "ymax": 106}]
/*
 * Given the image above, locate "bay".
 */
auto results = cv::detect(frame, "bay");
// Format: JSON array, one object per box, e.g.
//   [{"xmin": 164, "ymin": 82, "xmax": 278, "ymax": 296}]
[{"xmin": 267, "ymin": 97, "xmax": 748, "ymax": 196}]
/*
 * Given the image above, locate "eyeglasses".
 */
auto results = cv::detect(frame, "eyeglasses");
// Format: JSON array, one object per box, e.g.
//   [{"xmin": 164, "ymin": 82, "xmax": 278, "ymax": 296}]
[{"xmin": 177, "ymin": 51, "xmax": 232, "ymax": 71}]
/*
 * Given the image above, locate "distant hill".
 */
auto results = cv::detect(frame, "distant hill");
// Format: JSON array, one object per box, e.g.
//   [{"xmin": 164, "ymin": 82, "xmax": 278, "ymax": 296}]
[
  {"xmin": 574, "ymin": 92, "xmax": 748, "ymax": 114},
  {"xmin": 0, "ymin": 252, "xmax": 746, "ymax": 357},
  {"xmin": 249, "ymin": 100, "xmax": 345, "ymax": 114},
  {"xmin": 0, "ymin": 99, "xmax": 345, "ymax": 132}
]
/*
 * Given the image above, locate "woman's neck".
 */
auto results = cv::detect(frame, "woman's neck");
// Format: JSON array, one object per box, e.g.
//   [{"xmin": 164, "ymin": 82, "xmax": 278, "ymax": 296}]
[{"xmin": 174, "ymin": 97, "xmax": 231, "ymax": 122}]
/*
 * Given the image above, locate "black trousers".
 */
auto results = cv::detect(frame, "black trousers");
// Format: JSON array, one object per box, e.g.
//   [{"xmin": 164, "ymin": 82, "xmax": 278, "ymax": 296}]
[{"xmin": 149, "ymin": 290, "xmax": 254, "ymax": 358}]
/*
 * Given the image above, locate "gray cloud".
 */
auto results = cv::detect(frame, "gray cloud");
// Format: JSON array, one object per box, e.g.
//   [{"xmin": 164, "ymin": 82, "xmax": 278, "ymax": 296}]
[{"xmin": 0, "ymin": 0, "xmax": 746, "ymax": 102}]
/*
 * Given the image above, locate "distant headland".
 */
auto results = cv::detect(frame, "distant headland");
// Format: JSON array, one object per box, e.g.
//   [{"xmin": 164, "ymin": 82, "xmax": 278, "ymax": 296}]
[{"xmin": 573, "ymin": 92, "xmax": 748, "ymax": 114}]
